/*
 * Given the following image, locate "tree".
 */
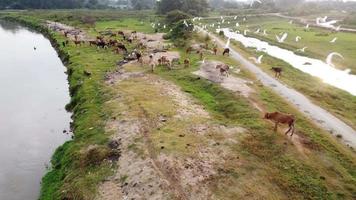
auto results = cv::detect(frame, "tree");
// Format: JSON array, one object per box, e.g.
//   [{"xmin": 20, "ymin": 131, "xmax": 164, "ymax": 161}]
[
  {"xmin": 182, "ymin": 0, "xmax": 208, "ymax": 16},
  {"xmin": 157, "ymin": 0, "xmax": 184, "ymax": 14},
  {"xmin": 156, "ymin": 0, "xmax": 208, "ymax": 16},
  {"xmin": 131, "ymin": 0, "xmax": 155, "ymax": 10},
  {"xmin": 165, "ymin": 10, "xmax": 191, "ymax": 25}
]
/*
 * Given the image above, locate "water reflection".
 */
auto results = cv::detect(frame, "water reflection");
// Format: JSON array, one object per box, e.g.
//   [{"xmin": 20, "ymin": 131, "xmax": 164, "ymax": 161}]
[
  {"xmin": 218, "ymin": 28, "xmax": 356, "ymax": 96},
  {"xmin": 0, "ymin": 21, "xmax": 71, "ymax": 200},
  {"xmin": 0, "ymin": 20, "xmax": 23, "ymax": 33}
]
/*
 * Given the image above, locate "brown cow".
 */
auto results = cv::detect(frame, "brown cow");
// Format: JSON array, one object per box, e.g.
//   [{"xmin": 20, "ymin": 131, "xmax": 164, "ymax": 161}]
[
  {"xmin": 223, "ymin": 48, "xmax": 230, "ymax": 56},
  {"xmin": 216, "ymin": 64, "xmax": 230, "ymax": 77},
  {"xmin": 160, "ymin": 56, "xmax": 171, "ymax": 69},
  {"xmin": 184, "ymin": 59, "xmax": 190, "ymax": 68},
  {"xmin": 213, "ymin": 47, "xmax": 218, "ymax": 55},
  {"xmin": 74, "ymin": 40, "xmax": 82, "ymax": 47},
  {"xmin": 199, "ymin": 51, "xmax": 203, "ymax": 60},
  {"xmin": 271, "ymin": 67, "xmax": 282, "ymax": 78},
  {"xmin": 89, "ymin": 40, "xmax": 97, "ymax": 46},
  {"xmin": 264, "ymin": 112, "xmax": 295, "ymax": 136},
  {"xmin": 186, "ymin": 47, "xmax": 193, "ymax": 54}
]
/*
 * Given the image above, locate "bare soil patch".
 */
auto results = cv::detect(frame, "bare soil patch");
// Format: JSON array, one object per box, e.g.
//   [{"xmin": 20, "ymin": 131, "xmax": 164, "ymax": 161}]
[{"xmin": 193, "ymin": 61, "xmax": 255, "ymax": 98}]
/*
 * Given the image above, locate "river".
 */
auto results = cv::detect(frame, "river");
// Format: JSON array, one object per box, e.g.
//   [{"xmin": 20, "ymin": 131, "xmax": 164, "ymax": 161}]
[
  {"xmin": 0, "ymin": 21, "xmax": 71, "ymax": 200},
  {"xmin": 218, "ymin": 28, "xmax": 356, "ymax": 96}
]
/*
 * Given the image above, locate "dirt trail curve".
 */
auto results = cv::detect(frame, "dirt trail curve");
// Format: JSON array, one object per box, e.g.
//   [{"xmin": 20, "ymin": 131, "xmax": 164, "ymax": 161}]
[{"xmin": 200, "ymin": 28, "xmax": 356, "ymax": 148}]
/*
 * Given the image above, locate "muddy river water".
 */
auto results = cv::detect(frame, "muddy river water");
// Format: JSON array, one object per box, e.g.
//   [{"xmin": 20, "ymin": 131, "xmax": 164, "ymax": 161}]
[{"xmin": 0, "ymin": 21, "xmax": 71, "ymax": 200}]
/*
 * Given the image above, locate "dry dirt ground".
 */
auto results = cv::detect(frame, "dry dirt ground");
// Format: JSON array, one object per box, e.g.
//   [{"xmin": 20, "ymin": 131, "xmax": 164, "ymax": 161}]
[
  {"xmin": 96, "ymin": 55, "xmax": 251, "ymax": 200},
  {"xmin": 193, "ymin": 61, "xmax": 255, "ymax": 98},
  {"xmin": 47, "ymin": 21, "xmax": 91, "ymax": 41}
]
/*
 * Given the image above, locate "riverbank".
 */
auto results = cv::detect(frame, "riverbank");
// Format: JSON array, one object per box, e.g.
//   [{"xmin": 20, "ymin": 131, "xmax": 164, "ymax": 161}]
[
  {"xmin": 1, "ymin": 10, "xmax": 355, "ymax": 200},
  {"xmin": 0, "ymin": 14, "xmax": 120, "ymax": 199}
]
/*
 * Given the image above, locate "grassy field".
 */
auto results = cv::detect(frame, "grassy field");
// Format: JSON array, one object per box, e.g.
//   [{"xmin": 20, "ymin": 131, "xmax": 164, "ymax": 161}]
[
  {"xmin": 202, "ymin": 15, "xmax": 356, "ymax": 73},
  {"xmin": 198, "ymin": 15, "xmax": 356, "ymax": 130},
  {"xmin": 1, "ymin": 10, "xmax": 355, "ymax": 200}
]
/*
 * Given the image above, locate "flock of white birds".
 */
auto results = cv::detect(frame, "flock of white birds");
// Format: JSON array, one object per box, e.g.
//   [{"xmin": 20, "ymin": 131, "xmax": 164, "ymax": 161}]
[{"xmin": 194, "ymin": 13, "xmax": 346, "ymax": 69}]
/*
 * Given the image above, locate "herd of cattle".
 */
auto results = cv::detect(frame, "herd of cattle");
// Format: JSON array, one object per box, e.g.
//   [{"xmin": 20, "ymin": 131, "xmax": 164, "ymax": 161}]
[{"xmin": 57, "ymin": 26, "xmax": 294, "ymax": 135}]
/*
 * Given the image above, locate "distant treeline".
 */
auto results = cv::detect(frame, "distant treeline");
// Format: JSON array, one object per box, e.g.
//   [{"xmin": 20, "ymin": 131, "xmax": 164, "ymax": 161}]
[{"xmin": 0, "ymin": 0, "xmax": 94, "ymax": 9}]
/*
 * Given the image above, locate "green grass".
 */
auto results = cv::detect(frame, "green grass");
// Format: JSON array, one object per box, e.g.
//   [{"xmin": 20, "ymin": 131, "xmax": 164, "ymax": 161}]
[
  {"xmin": 1, "ymin": 10, "xmax": 355, "ymax": 200},
  {"xmin": 202, "ymin": 15, "xmax": 356, "ymax": 73},
  {"xmin": 153, "ymin": 42, "xmax": 356, "ymax": 199},
  {"xmin": 199, "ymin": 16, "xmax": 356, "ymax": 130}
]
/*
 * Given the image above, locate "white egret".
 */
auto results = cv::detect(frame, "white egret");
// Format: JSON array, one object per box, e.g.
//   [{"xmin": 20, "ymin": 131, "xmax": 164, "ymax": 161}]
[
  {"xmin": 276, "ymin": 33, "xmax": 288, "ymax": 43},
  {"xmin": 326, "ymin": 52, "xmax": 344, "ymax": 68},
  {"xmin": 295, "ymin": 36, "xmax": 301, "ymax": 42},
  {"xmin": 297, "ymin": 47, "xmax": 308, "ymax": 52},
  {"xmin": 263, "ymin": 29, "xmax": 268, "ymax": 36},
  {"xmin": 249, "ymin": 55, "xmax": 264, "ymax": 64},
  {"xmin": 330, "ymin": 37, "xmax": 338, "ymax": 43},
  {"xmin": 244, "ymin": 29, "xmax": 250, "ymax": 35}
]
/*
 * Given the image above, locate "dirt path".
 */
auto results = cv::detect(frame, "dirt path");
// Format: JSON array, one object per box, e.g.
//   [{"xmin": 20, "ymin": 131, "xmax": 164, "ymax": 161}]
[{"xmin": 200, "ymin": 28, "xmax": 356, "ymax": 148}]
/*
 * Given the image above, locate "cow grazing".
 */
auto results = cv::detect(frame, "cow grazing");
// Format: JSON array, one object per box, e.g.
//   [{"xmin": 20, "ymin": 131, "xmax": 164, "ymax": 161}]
[
  {"xmin": 159, "ymin": 56, "xmax": 171, "ymax": 69},
  {"xmin": 89, "ymin": 40, "xmax": 97, "ymax": 46},
  {"xmin": 116, "ymin": 43, "xmax": 127, "ymax": 53},
  {"xmin": 149, "ymin": 54, "xmax": 156, "ymax": 72},
  {"xmin": 134, "ymin": 51, "xmax": 143, "ymax": 63},
  {"xmin": 264, "ymin": 112, "xmax": 295, "ymax": 136},
  {"xmin": 184, "ymin": 59, "xmax": 190, "ymax": 68},
  {"xmin": 216, "ymin": 64, "xmax": 230, "ymax": 77},
  {"xmin": 223, "ymin": 48, "xmax": 230, "ymax": 56},
  {"xmin": 271, "ymin": 67, "xmax": 282, "ymax": 78},
  {"xmin": 186, "ymin": 47, "xmax": 193, "ymax": 54},
  {"xmin": 74, "ymin": 40, "xmax": 82, "ymax": 47},
  {"xmin": 213, "ymin": 47, "xmax": 218, "ymax": 55}
]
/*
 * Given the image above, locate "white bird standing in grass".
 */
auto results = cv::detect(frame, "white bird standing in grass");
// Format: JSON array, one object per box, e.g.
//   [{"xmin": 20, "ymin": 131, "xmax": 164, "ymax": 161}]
[
  {"xmin": 244, "ymin": 29, "xmax": 250, "ymax": 36},
  {"xmin": 183, "ymin": 20, "xmax": 189, "ymax": 27},
  {"xmin": 289, "ymin": 20, "xmax": 293, "ymax": 24},
  {"xmin": 263, "ymin": 29, "xmax": 268, "ymax": 36},
  {"xmin": 236, "ymin": 22, "xmax": 240, "ymax": 27},
  {"xmin": 330, "ymin": 37, "xmax": 338, "ymax": 43},
  {"xmin": 276, "ymin": 33, "xmax": 288, "ymax": 43},
  {"xmin": 297, "ymin": 47, "xmax": 308, "ymax": 52},
  {"xmin": 335, "ymin": 25, "xmax": 341, "ymax": 31},
  {"xmin": 305, "ymin": 24, "xmax": 310, "ymax": 29},
  {"xmin": 249, "ymin": 55, "xmax": 264, "ymax": 64},
  {"xmin": 243, "ymin": 17, "xmax": 246, "ymax": 22},
  {"xmin": 295, "ymin": 36, "xmax": 301, "ymax": 42},
  {"xmin": 225, "ymin": 38, "xmax": 231, "ymax": 48},
  {"xmin": 326, "ymin": 52, "xmax": 344, "ymax": 68},
  {"xmin": 254, "ymin": 29, "xmax": 260, "ymax": 34},
  {"xmin": 234, "ymin": 16, "xmax": 237, "ymax": 20}
]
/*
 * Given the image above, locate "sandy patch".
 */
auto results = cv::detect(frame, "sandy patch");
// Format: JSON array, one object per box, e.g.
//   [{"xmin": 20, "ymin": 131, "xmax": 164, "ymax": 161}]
[
  {"xmin": 47, "ymin": 21, "xmax": 91, "ymax": 41},
  {"xmin": 193, "ymin": 61, "xmax": 255, "ymax": 98}
]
